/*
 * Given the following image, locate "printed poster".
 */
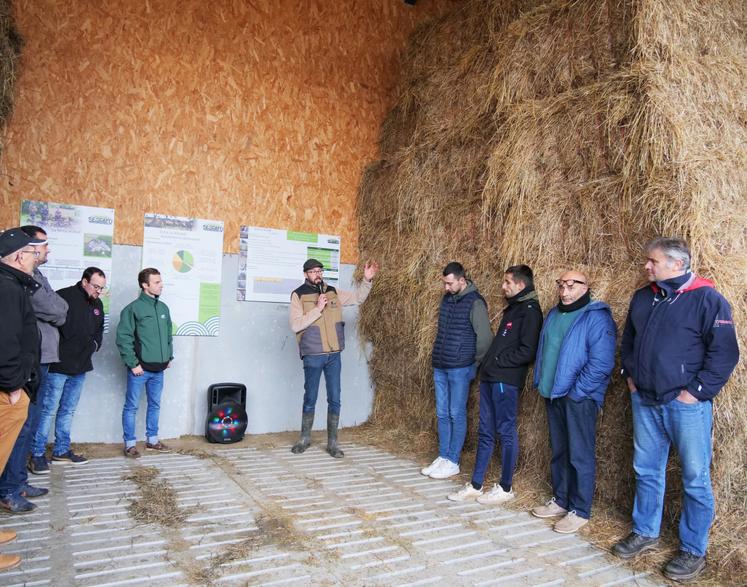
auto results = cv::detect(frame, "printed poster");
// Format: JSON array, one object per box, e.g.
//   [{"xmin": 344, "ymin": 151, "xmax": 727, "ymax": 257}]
[
  {"xmin": 20, "ymin": 199, "xmax": 115, "ymax": 329},
  {"xmin": 142, "ymin": 214, "xmax": 224, "ymax": 336},
  {"xmin": 238, "ymin": 226, "xmax": 340, "ymax": 303}
]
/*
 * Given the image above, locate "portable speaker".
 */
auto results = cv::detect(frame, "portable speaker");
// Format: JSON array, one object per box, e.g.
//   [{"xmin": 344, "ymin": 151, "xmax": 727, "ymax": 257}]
[{"xmin": 205, "ymin": 383, "xmax": 248, "ymax": 443}]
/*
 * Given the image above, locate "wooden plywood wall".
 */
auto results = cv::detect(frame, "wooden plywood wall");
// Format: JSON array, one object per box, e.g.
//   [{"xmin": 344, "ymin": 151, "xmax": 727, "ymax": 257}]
[{"xmin": 0, "ymin": 0, "xmax": 455, "ymax": 262}]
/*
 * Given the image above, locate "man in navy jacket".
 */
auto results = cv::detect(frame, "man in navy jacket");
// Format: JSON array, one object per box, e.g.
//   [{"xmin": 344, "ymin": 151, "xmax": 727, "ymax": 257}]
[
  {"xmin": 530, "ymin": 270, "xmax": 617, "ymax": 534},
  {"xmin": 613, "ymin": 237, "xmax": 739, "ymax": 583}
]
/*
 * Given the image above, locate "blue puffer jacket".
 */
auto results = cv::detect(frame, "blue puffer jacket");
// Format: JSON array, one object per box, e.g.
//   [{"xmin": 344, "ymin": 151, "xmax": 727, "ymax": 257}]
[{"xmin": 533, "ymin": 300, "xmax": 617, "ymax": 406}]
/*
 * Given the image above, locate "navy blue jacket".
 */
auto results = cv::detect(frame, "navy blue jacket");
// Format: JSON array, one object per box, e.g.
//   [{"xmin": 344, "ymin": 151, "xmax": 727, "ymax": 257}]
[
  {"xmin": 533, "ymin": 300, "xmax": 617, "ymax": 406},
  {"xmin": 621, "ymin": 274, "xmax": 739, "ymax": 404},
  {"xmin": 432, "ymin": 284, "xmax": 486, "ymax": 369}
]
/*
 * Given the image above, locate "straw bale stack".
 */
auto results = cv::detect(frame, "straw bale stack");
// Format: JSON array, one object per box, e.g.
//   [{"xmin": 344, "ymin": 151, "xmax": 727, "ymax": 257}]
[
  {"xmin": 0, "ymin": 0, "xmax": 22, "ymax": 138},
  {"xmin": 358, "ymin": 0, "xmax": 746, "ymax": 579}
]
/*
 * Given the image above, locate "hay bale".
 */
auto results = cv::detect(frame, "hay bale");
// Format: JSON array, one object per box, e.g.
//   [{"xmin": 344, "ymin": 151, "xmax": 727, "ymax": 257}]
[
  {"xmin": 0, "ymin": 0, "xmax": 22, "ymax": 135},
  {"xmin": 358, "ymin": 0, "xmax": 746, "ymax": 581}
]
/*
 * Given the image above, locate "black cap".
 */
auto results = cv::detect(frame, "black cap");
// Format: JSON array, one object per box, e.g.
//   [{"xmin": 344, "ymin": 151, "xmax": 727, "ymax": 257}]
[
  {"xmin": 0, "ymin": 227, "xmax": 47, "ymax": 257},
  {"xmin": 303, "ymin": 258, "xmax": 324, "ymax": 272}
]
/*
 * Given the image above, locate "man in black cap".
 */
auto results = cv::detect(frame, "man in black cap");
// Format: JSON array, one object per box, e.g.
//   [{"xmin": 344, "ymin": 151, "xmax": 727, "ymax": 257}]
[
  {"xmin": 0, "ymin": 227, "xmax": 45, "ymax": 571},
  {"xmin": 289, "ymin": 258, "xmax": 378, "ymax": 457}
]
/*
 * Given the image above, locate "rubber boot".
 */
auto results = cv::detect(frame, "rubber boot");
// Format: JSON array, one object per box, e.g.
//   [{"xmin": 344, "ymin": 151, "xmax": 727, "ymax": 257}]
[
  {"xmin": 326, "ymin": 412, "xmax": 344, "ymax": 458},
  {"xmin": 291, "ymin": 412, "xmax": 314, "ymax": 454}
]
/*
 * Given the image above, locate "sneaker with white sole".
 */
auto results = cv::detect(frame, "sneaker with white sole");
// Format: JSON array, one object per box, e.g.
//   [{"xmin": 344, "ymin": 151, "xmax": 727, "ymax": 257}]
[
  {"xmin": 554, "ymin": 510, "xmax": 588, "ymax": 534},
  {"xmin": 531, "ymin": 497, "xmax": 567, "ymax": 518},
  {"xmin": 477, "ymin": 484, "xmax": 515, "ymax": 505},
  {"xmin": 421, "ymin": 457, "xmax": 444, "ymax": 476},
  {"xmin": 447, "ymin": 482, "xmax": 483, "ymax": 502},
  {"xmin": 429, "ymin": 459, "xmax": 459, "ymax": 479}
]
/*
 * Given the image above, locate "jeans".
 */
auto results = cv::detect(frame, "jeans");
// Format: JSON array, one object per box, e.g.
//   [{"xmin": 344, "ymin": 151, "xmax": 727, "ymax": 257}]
[
  {"xmin": 433, "ymin": 363, "xmax": 476, "ymax": 464},
  {"xmin": 31, "ymin": 370, "xmax": 86, "ymax": 458},
  {"xmin": 472, "ymin": 381, "xmax": 519, "ymax": 490},
  {"xmin": 122, "ymin": 369, "xmax": 165, "ymax": 448},
  {"xmin": 302, "ymin": 352, "xmax": 342, "ymax": 415},
  {"xmin": 0, "ymin": 365, "xmax": 49, "ymax": 497},
  {"xmin": 631, "ymin": 392, "xmax": 714, "ymax": 556},
  {"xmin": 545, "ymin": 396, "xmax": 598, "ymax": 519}
]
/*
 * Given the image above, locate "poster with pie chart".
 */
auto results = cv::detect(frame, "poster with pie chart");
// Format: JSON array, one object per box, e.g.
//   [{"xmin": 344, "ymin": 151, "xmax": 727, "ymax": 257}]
[{"xmin": 142, "ymin": 214, "xmax": 224, "ymax": 336}]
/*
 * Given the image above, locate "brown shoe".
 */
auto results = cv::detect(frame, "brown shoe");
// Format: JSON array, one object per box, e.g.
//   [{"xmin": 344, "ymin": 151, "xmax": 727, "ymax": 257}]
[
  {"xmin": 0, "ymin": 530, "xmax": 16, "ymax": 545},
  {"xmin": 145, "ymin": 442, "xmax": 171, "ymax": 453},
  {"xmin": 123, "ymin": 446, "xmax": 141, "ymax": 459},
  {"xmin": 0, "ymin": 553, "xmax": 21, "ymax": 572}
]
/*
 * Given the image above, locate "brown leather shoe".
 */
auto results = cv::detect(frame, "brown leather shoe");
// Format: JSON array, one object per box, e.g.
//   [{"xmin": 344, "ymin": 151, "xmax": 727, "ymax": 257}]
[
  {"xmin": 0, "ymin": 529, "xmax": 16, "ymax": 545},
  {"xmin": 123, "ymin": 446, "xmax": 141, "ymax": 459},
  {"xmin": 145, "ymin": 441, "xmax": 171, "ymax": 453},
  {"xmin": 0, "ymin": 553, "xmax": 21, "ymax": 572}
]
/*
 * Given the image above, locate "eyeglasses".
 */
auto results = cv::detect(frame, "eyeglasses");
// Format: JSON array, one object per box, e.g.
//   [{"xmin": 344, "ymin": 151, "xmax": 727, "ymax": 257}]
[
  {"xmin": 20, "ymin": 249, "xmax": 40, "ymax": 258},
  {"xmin": 556, "ymin": 279, "xmax": 587, "ymax": 290},
  {"xmin": 85, "ymin": 282, "xmax": 106, "ymax": 292},
  {"xmin": 306, "ymin": 269, "xmax": 323, "ymax": 275}
]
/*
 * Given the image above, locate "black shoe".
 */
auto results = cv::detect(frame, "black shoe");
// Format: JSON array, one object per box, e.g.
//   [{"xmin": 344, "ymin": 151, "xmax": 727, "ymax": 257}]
[
  {"xmin": 0, "ymin": 494, "xmax": 37, "ymax": 514},
  {"xmin": 664, "ymin": 551, "xmax": 706, "ymax": 582},
  {"xmin": 612, "ymin": 532, "xmax": 659, "ymax": 559},
  {"xmin": 51, "ymin": 451, "xmax": 88, "ymax": 465}
]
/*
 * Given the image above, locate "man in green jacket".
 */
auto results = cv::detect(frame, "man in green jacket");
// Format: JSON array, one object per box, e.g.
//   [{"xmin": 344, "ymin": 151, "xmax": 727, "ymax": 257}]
[{"xmin": 116, "ymin": 268, "xmax": 173, "ymax": 458}]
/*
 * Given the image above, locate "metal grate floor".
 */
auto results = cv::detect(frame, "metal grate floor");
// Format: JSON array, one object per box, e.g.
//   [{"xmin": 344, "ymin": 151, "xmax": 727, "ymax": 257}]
[{"xmin": 0, "ymin": 443, "xmax": 662, "ymax": 586}]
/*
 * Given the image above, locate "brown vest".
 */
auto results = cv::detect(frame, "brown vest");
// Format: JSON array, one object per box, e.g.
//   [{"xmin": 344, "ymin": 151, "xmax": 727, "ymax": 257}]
[{"xmin": 294, "ymin": 282, "xmax": 344, "ymax": 357}]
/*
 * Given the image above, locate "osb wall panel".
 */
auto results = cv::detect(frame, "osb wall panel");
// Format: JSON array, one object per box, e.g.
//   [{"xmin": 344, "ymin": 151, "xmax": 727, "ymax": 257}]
[{"xmin": 0, "ymin": 0, "xmax": 455, "ymax": 262}]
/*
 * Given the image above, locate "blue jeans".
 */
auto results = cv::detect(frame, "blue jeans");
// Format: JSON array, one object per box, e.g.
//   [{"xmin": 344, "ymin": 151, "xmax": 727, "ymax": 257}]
[
  {"xmin": 433, "ymin": 364, "xmax": 476, "ymax": 464},
  {"xmin": 122, "ymin": 369, "xmax": 164, "ymax": 448},
  {"xmin": 631, "ymin": 392, "xmax": 714, "ymax": 556},
  {"xmin": 31, "ymin": 371, "xmax": 86, "ymax": 458},
  {"xmin": 0, "ymin": 365, "xmax": 49, "ymax": 497},
  {"xmin": 472, "ymin": 381, "xmax": 519, "ymax": 490},
  {"xmin": 545, "ymin": 396, "xmax": 598, "ymax": 519},
  {"xmin": 302, "ymin": 352, "xmax": 342, "ymax": 415}
]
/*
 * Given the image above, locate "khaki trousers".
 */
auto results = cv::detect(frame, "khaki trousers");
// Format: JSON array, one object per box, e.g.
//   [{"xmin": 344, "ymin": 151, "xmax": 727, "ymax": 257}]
[{"xmin": 0, "ymin": 392, "xmax": 29, "ymax": 472}]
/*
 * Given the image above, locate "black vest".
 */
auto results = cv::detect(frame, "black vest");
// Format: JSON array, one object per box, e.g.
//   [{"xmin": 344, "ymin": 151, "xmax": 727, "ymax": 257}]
[{"xmin": 432, "ymin": 289, "xmax": 483, "ymax": 369}]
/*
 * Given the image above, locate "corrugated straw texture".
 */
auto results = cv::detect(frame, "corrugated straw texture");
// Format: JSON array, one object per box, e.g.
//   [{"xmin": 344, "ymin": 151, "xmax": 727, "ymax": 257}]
[{"xmin": 358, "ymin": 0, "xmax": 746, "ymax": 582}]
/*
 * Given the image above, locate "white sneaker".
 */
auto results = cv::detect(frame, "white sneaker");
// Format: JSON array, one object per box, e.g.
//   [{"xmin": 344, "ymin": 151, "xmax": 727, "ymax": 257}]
[
  {"xmin": 477, "ymin": 484, "xmax": 515, "ymax": 505},
  {"xmin": 447, "ymin": 482, "xmax": 483, "ymax": 502},
  {"xmin": 429, "ymin": 459, "xmax": 460, "ymax": 479},
  {"xmin": 421, "ymin": 457, "xmax": 444, "ymax": 476}
]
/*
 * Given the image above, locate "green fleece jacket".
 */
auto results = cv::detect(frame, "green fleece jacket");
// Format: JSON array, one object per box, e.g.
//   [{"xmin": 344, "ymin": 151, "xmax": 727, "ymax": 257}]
[{"xmin": 116, "ymin": 292, "xmax": 173, "ymax": 371}]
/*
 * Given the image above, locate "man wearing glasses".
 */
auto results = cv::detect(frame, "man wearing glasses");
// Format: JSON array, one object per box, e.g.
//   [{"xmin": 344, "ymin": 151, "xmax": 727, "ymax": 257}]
[
  {"xmin": 289, "ymin": 257, "xmax": 379, "ymax": 458},
  {"xmin": 29, "ymin": 267, "xmax": 107, "ymax": 473},
  {"xmin": 0, "ymin": 227, "xmax": 45, "ymax": 571},
  {"xmin": 613, "ymin": 238, "xmax": 738, "ymax": 582},
  {"xmin": 530, "ymin": 270, "xmax": 616, "ymax": 533},
  {"xmin": 0, "ymin": 226, "xmax": 67, "ymax": 513}
]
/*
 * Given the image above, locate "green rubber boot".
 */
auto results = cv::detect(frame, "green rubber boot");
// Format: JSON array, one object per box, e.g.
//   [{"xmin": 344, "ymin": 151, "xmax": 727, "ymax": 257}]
[
  {"xmin": 326, "ymin": 412, "xmax": 344, "ymax": 458},
  {"xmin": 291, "ymin": 411, "xmax": 314, "ymax": 454}
]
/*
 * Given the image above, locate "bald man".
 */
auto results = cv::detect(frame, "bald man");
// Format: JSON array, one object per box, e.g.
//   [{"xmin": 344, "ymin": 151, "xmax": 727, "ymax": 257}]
[{"xmin": 530, "ymin": 270, "xmax": 616, "ymax": 533}]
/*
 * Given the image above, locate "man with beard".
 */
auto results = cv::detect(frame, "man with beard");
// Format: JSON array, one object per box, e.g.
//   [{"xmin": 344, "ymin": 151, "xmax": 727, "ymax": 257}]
[
  {"xmin": 530, "ymin": 270, "xmax": 616, "ymax": 534},
  {"xmin": 448, "ymin": 265, "xmax": 542, "ymax": 503},
  {"xmin": 289, "ymin": 258, "xmax": 378, "ymax": 458}
]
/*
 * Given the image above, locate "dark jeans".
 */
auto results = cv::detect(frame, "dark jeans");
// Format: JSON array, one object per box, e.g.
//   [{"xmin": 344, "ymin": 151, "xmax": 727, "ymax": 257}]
[
  {"xmin": 302, "ymin": 352, "xmax": 342, "ymax": 415},
  {"xmin": 472, "ymin": 381, "xmax": 519, "ymax": 490},
  {"xmin": 545, "ymin": 396, "xmax": 598, "ymax": 519},
  {"xmin": 0, "ymin": 364, "xmax": 49, "ymax": 498}
]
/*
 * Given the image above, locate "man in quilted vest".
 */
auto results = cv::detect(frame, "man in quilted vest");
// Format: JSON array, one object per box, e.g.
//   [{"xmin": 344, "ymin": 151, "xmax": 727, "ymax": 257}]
[{"xmin": 422, "ymin": 262, "xmax": 492, "ymax": 480}]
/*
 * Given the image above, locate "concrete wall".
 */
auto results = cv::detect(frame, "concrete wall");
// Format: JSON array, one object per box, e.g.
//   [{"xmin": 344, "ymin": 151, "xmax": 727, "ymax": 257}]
[{"xmin": 65, "ymin": 244, "xmax": 373, "ymax": 445}]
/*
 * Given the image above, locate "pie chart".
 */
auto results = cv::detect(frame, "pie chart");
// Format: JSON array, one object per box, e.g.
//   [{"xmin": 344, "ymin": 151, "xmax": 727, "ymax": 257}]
[{"xmin": 172, "ymin": 250, "xmax": 194, "ymax": 273}]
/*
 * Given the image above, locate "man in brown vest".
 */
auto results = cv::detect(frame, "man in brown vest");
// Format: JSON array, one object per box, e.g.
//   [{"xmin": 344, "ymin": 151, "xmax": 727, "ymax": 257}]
[{"xmin": 289, "ymin": 258, "xmax": 378, "ymax": 458}]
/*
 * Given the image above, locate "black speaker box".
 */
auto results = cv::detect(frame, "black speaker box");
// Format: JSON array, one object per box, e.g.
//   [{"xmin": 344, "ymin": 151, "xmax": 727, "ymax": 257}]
[{"xmin": 205, "ymin": 382, "xmax": 248, "ymax": 443}]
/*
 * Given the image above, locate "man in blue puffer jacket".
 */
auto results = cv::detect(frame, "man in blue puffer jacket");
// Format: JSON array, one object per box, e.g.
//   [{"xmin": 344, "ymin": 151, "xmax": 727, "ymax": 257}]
[
  {"xmin": 530, "ymin": 270, "xmax": 617, "ymax": 534},
  {"xmin": 612, "ymin": 237, "xmax": 739, "ymax": 583}
]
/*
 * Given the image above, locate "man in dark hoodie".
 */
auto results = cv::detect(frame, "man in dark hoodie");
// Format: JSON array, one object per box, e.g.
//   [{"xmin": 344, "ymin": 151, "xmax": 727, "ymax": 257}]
[
  {"xmin": 447, "ymin": 265, "xmax": 542, "ymax": 504},
  {"xmin": 613, "ymin": 238, "xmax": 738, "ymax": 583},
  {"xmin": 423, "ymin": 262, "xmax": 492, "ymax": 480},
  {"xmin": 0, "ymin": 227, "xmax": 45, "ymax": 571},
  {"xmin": 29, "ymin": 267, "xmax": 106, "ymax": 472},
  {"xmin": 531, "ymin": 270, "xmax": 617, "ymax": 534}
]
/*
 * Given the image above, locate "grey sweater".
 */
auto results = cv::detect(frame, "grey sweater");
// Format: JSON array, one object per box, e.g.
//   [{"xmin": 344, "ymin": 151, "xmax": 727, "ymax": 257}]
[{"xmin": 30, "ymin": 268, "xmax": 69, "ymax": 364}]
